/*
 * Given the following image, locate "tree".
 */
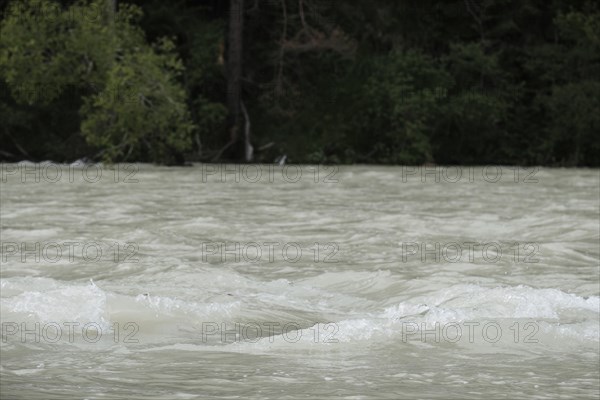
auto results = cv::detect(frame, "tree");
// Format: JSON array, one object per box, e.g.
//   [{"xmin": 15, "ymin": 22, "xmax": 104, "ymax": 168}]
[
  {"xmin": 215, "ymin": 0, "xmax": 252, "ymax": 162},
  {"xmin": 0, "ymin": 0, "xmax": 200, "ymax": 164}
]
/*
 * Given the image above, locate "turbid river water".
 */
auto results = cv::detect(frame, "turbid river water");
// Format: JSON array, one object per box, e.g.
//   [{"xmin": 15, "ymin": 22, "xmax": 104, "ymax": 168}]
[{"xmin": 0, "ymin": 163, "xmax": 598, "ymax": 399}]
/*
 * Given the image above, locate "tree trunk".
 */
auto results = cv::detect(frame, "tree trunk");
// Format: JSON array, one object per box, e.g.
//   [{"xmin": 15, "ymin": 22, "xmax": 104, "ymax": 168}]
[
  {"xmin": 226, "ymin": 0, "xmax": 247, "ymax": 160},
  {"xmin": 107, "ymin": 0, "xmax": 117, "ymax": 22}
]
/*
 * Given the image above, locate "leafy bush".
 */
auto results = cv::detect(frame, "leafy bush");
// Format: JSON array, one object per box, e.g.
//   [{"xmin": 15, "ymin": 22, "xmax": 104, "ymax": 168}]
[
  {"xmin": 0, "ymin": 0, "xmax": 209, "ymax": 163},
  {"xmin": 360, "ymin": 50, "xmax": 452, "ymax": 164}
]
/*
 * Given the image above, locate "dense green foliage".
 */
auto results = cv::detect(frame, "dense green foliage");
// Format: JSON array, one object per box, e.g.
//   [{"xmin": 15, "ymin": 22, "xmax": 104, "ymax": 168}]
[
  {"xmin": 1, "ymin": 0, "xmax": 598, "ymax": 165},
  {"xmin": 1, "ymin": 0, "xmax": 211, "ymax": 164}
]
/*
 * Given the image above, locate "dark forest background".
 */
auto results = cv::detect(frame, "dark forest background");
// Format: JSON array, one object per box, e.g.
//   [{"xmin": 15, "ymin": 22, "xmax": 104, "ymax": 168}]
[{"xmin": 1, "ymin": 0, "xmax": 598, "ymax": 166}]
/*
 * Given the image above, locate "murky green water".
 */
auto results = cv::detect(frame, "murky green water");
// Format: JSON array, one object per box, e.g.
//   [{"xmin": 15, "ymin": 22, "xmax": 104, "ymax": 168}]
[{"xmin": 1, "ymin": 164, "xmax": 599, "ymax": 399}]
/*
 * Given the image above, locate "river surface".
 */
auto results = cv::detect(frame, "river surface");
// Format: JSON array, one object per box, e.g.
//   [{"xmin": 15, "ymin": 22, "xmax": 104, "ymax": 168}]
[{"xmin": 1, "ymin": 164, "xmax": 599, "ymax": 399}]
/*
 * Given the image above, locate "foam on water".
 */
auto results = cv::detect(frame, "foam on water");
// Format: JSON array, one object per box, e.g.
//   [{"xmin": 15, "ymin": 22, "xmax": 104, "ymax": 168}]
[
  {"xmin": 1, "ymin": 165, "xmax": 598, "ymax": 399},
  {"xmin": 383, "ymin": 284, "xmax": 599, "ymax": 321},
  {"xmin": 1, "ymin": 279, "xmax": 109, "ymax": 329},
  {"xmin": 2, "ymin": 277, "xmax": 597, "ymax": 349}
]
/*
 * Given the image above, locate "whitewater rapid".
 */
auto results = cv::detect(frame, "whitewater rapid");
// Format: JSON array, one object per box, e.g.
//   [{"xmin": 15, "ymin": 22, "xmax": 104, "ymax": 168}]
[{"xmin": 1, "ymin": 164, "xmax": 598, "ymax": 399}]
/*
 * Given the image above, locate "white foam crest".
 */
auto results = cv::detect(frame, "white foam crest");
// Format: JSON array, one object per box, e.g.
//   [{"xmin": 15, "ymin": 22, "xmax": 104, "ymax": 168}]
[
  {"xmin": 238, "ymin": 285, "xmax": 599, "ymax": 350},
  {"xmin": 130, "ymin": 293, "xmax": 242, "ymax": 320},
  {"xmin": 1, "ymin": 280, "xmax": 109, "ymax": 329},
  {"xmin": 1, "ymin": 278, "xmax": 246, "ymax": 336},
  {"xmin": 382, "ymin": 284, "xmax": 599, "ymax": 322}
]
